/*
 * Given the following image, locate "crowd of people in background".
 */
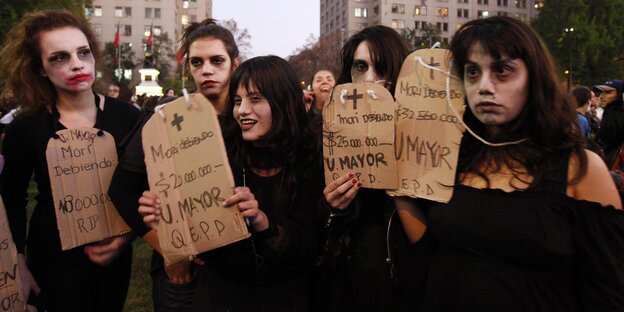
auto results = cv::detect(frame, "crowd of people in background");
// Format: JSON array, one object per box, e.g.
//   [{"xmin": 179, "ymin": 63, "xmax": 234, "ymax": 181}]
[{"xmin": 0, "ymin": 8, "xmax": 623, "ymax": 312}]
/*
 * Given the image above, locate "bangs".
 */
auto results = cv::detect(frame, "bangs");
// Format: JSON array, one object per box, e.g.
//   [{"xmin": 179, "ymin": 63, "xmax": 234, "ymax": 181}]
[{"xmin": 452, "ymin": 21, "xmax": 526, "ymax": 72}]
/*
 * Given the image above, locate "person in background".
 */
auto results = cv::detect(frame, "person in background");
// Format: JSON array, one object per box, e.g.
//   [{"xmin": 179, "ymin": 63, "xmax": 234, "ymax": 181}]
[
  {"xmin": 571, "ymin": 86, "xmax": 592, "ymax": 139},
  {"xmin": 396, "ymin": 16, "xmax": 624, "ymax": 312},
  {"xmin": 585, "ymin": 90, "xmax": 601, "ymax": 140},
  {"xmin": 164, "ymin": 88, "xmax": 175, "ymax": 97},
  {"xmin": 595, "ymin": 79, "xmax": 624, "ymax": 168},
  {"xmin": 304, "ymin": 69, "xmax": 335, "ymax": 112},
  {"xmin": 107, "ymin": 82, "xmax": 121, "ymax": 99},
  {"xmin": 140, "ymin": 55, "xmax": 323, "ymax": 311},
  {"xmin": 0, "ymin": 9, "xmax": 140, "ymax": 311},
  {"xmin": 108, "ymin": 18, "xmax": 240, "ymax": 311},
  {"xmin": 315, "ymin": 25, "xmax": 433, "ymax": 312}
]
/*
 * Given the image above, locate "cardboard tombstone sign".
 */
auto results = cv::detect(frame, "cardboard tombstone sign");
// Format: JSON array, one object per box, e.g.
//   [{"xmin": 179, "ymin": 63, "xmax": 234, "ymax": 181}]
[
  {"xmin": 0, "ymin": 197, "xmax": 26, "ymax": 312},
  {"xmin": 142, "ymin": 94, "xmax": 249, "ymax": 265},
  {"xmin": 46, "ymin": 128, "xmax": 130, "ymax": 250},
  {"xmin": 322, "ymin": 82, "xmax": 398, "ymax": 189},
  {"xmin": 387, "ymin": 49, "xmax": 465, "ymax": 203}
]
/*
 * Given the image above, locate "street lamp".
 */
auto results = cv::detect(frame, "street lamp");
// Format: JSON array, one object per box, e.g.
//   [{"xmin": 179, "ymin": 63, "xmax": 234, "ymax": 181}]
[{"xmin": 564, "ymin": 27, "xmax": 575, "ymax": 92}]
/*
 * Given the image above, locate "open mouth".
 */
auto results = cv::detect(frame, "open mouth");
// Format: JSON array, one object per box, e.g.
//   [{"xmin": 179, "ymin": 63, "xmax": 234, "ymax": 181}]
[
  {"xmin": 240, "ymin": 119, "xmax": 257, "ymax": 125},
  {"xmin": 239, "ymin": 119, "xmax": 257, "ymax": 129}
]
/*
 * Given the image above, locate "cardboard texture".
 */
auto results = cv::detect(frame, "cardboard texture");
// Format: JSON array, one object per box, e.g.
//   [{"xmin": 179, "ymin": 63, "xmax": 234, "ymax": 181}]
[
  {"xmin": 387, "ymin": 49, "xmax": 465, "ymax": 203},
  {"xmin": 323, "ymin": 82, "xmax": 398, "ymax": 189},
  {"xmin": 0, "ymin": 197, "xmax": 26, "ymax": 312},
  {"xmin": 46, "ymin": 128, "xmax": 130, "ymax": 250},
  {"xmin": 142, "ymin": 94, "xmax": 249, "ymax": 265}
]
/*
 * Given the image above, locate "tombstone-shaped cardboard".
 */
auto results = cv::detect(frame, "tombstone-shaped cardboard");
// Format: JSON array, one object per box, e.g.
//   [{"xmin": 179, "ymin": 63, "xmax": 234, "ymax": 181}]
[
  {"xmin": 0, "ymin": 197, "xmax": 26, "ymax": 312},
  {"xmin": 387, "ymin": 49, "xmax": 465, "ymax": 203},
  {"xmin": 323, "ymin": 82, "xmax": 398, "ymax": 189},
  {"xmin": 46, "ymin": 128, "xmax": 130, "ymax": 250},
  {"xmin": 142, "ymin": 94, "xmax": 249, "ymax": 265}
]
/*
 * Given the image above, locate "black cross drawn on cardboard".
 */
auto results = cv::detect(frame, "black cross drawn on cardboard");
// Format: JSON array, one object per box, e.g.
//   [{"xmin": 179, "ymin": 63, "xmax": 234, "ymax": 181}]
[
  {"xmin": 428, "ymin": 57, "xmax": 440, "ymax": 80},
  {"xmin": 346, "ymin": 88, "xmax": 364, "ymax": 110},
  {"xmin": 171, "ymin": 113, "xmax": 184, "ymax": 132}
]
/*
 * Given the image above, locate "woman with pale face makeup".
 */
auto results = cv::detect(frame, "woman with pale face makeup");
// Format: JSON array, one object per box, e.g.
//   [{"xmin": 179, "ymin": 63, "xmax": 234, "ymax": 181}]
[
  {"xmin": 140, "ymin": 56, "xmax": 323, "ymax": 311},
  {"xmin": 108, "ymin": 19, "xmax": 240, "ymax": 311},
  {"xmin": 396, "ymin": 16, "xmax": 624, "ymax": 312},
  {"xmin": 0, "ymin": 10, "xmax": 141, "ymax": 311},
  {"xmin": 315, "ymin": 25, "xmax": 435, "ymax": 311}
]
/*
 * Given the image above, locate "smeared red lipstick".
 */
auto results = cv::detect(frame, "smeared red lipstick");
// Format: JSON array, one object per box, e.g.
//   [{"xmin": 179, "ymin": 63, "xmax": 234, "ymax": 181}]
[
  {"xmin": 68, "ymin": 73, "xmax": 91, "ymax": 83},
  {"xmin": 202, "ymin": 80, "xmax": 218, "ymax": 88}
]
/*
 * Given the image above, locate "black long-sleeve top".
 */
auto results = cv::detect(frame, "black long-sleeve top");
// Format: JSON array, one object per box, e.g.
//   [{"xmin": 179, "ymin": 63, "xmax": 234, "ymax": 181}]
[
  {"xmin": 598, "ymin": 101, "xmax": 624, "ymax": 167},
  {"xmin": 0, "ymin": 98, "xmax": 140, "ymax": 253},
  {"xmin": 191, "ymin": 161, "xmax": 324, "ymax": 310}
]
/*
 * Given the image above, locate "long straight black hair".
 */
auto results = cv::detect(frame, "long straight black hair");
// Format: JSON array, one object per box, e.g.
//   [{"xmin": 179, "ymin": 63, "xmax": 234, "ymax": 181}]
[{"xmin": 222, "ymin": 55, "xmax": 321, "ymax": 186}]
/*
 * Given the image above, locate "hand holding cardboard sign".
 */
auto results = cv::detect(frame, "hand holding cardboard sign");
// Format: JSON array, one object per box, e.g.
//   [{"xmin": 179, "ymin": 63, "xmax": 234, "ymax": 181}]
[
  {"xmin": 224, "ymin": 187, "xmax": 268, "ymax": 233},
  {"xmin": 17, "ymin": 254, "xmax": 39, "ymax": 308},
  {"xmin": 138, "ymin": 191, "xmax": 161, "ymax": 230},
  {"xmin": 83, "ymin": 234, "xmax": 132, "ymax": 266},
  {"xmin": 323, "ymin": 172, "xmax": 362, "ymax": 210}
]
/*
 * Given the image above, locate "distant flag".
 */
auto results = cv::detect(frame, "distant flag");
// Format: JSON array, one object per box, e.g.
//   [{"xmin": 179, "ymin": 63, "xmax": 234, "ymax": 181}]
[
  {"xmin": 113, "ymin": 24, "xmax": 120, "ymax": 49},
  {"xmin": 176, "ymin": 47, "xmax": 185, "ymax": 65},
  {"xmin": 147, "ymin": 24, "xmax": 153, "ymax": 48},
  {"xmin": 114, "ymin": 23, "xmax": 120, "ymax": 65}
]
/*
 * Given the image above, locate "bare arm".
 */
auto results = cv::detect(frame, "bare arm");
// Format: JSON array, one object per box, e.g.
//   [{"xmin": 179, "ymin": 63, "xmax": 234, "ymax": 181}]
[
  {"xmin": 568, "ymin": 149, "xmax": 622, "ymax": 209},
  {"xmin": 394, "ymin": 196, "xmax": 427, "ymax": 243}
]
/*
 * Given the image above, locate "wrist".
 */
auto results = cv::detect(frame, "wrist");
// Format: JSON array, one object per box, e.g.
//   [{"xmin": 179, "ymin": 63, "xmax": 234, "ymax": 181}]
[
  {"xmin": 251, "ymin": 211, "xmax": 269, "ymax": 232},
  {"xmin": 254, "ymin": 221, "xmax": 278, "ymax": 239}
]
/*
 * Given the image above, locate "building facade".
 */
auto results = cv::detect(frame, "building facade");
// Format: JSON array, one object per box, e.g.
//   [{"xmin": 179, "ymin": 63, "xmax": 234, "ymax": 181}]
[
  {"xmin": 86, "ymin": 0, "xmax": 212, "ymax": 81},
  {"xmin": 321, "ymin": 0, "xmax": 545, "ymax": 45}
]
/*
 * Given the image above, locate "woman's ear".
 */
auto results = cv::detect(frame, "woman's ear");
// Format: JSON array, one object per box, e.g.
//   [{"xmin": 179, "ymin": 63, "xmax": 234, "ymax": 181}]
[{"xmin": 232, "ymin": 57, "xmax": 241, "ymax": 70}]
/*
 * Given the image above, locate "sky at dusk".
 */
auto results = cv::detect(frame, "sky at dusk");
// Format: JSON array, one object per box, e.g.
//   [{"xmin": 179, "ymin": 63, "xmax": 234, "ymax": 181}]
[{"xmin": 213, "ymin": 0, "xmax": 320, "ymax": 58}]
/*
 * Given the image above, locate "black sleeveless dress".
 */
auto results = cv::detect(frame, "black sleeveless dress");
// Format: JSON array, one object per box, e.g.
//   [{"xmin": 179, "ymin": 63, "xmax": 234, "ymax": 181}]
[{"xmin": 424, "ymin": 164, "xmax": 624, "ymax": 311}]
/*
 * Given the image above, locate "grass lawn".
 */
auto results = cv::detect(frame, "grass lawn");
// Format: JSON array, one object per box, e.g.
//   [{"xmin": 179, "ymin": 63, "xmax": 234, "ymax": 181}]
[
  {"xmin": 25, "ymin": 179, "xmax": 154, "ymax": 311},
  {"xmin": 123, "ymin": 239, "xmax": 153, "ymax": 312}
]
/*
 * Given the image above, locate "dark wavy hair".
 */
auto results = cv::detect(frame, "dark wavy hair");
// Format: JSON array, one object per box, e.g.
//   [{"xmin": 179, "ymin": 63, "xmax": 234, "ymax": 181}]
[
  {"xmin": 337, "ymin": 25, "xmax": 409, "ymax": 95},
  {"xmin": 179, "ymin": 18, "xmax": 239, "ymax": 71},
  {"xmin": 450, "ymin": 16, "xmax": 586, "ymax": 189},
  {"xmin": 0, "ymin": 9, "xmax": 100, "ymax": 115},
  {"xmin": 222, "ymin": 55, "xmax": 321, "ymax": 186}
]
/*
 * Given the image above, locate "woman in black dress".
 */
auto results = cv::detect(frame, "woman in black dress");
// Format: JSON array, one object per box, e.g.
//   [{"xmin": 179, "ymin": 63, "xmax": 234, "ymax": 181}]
[
  {"xmin": 109, "ymin": 18, "xmax": 241, "ymax": 311},
  {"xmin": 140, "ymin": 55, "xmax": 323, "ymax": 311},
  {"xmin": 316, "ymin": 25, "xmax": 433, "ymax": 312},
  {"xmin": 0, "ymin": 10, "xmax": 140, "ymax": 311},
  {"xmin": 397, "ymin": 16, "xmax": 624, "ymax": 311}
]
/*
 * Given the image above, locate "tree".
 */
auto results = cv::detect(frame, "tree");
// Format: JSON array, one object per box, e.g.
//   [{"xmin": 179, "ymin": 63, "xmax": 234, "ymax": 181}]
[
  {"xmin": 0, "ymin": 0, "xmax": 89, "ymax": 44},
  {"xmin": 400, "ymin": 23, "xmax": 444, "ymax": 52},
  {"xmin": 219, "ymin": 19, "xmax": 252, "ymax": 60},
  {"xmin": 94, "ymin": 41, "xmax": 137, "ymax": 100},
  {"xmin": 287, "ymin": 32, "xmax": 342, "ymax": 88},
  {"xmin": 532, "ymin": 0, "xmax": 624, "ymax": 86},
  {"xmin": 138, "ymin": 32, "xmax": 177, "ymax": 82}
]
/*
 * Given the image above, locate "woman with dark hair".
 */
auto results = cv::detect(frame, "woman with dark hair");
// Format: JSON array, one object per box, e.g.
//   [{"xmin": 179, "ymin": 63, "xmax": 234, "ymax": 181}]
[
  {"xmin": 0, "ymin": 9, "xmax": 140, "ymax": 311},
  {"xmin": 397, "ymin": 16, "xmax": 624, "ymax": 311},
  {"xmin": 316, "ymin": 25, "xmax": 433, "ymax": 311},
  {"xmin": 336, "ymin": 25, "xmax": 408, "ymax": 95},
  {"xmin": 140, "ymin": 55, "xmax": 323, "ymax": 311},
  {"xmin": 108, "ymin": 18, "xmax": 240, "ymax": 311},
  {"xmin": 304, "ymin": 69, "xmax": 335, "ymax": 112}
]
